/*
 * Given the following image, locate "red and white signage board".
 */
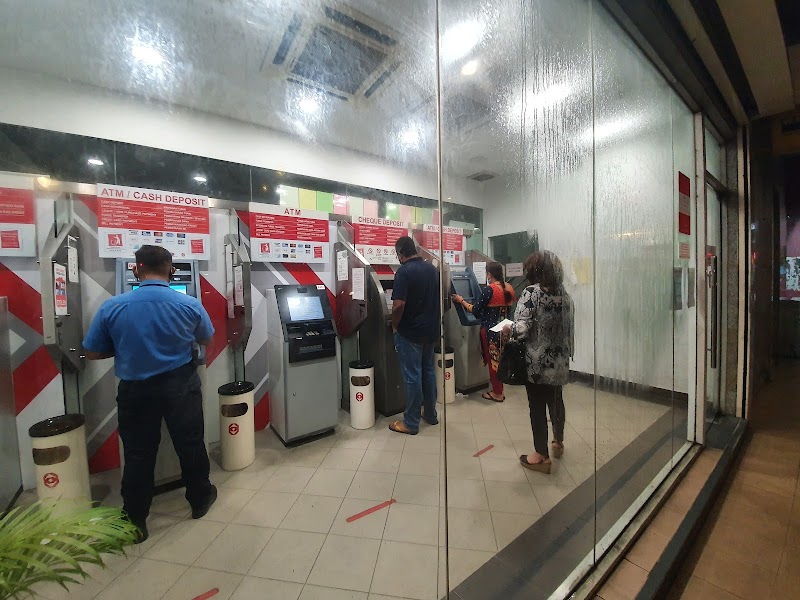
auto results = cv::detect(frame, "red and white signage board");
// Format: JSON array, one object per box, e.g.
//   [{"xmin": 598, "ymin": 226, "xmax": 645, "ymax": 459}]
[
  {"xmin": 677, "ymin": 172, "xmax": 691, "ymax": 261},
  {"xmin": 249, "ymin": 203, "xmax": 330, "ymax": 263},
  {"xmin": 353, "ymin": 216, "xmax": 408, "ymax": 264},
  {"xmin": 96, "ymin": 184, "xmax": 210, "ymax": 260},
  {"xmin": 0, "ymin": 183, "xmax": 36, "ymax": 257},
  {"xmin": 420, "ymin": 224, "xmax": 466, "ymax": 266}
]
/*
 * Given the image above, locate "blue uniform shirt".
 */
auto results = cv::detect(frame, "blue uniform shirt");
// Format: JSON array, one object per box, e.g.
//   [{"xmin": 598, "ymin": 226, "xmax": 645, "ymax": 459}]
[
  {"xmin": 83, "ymin": 280, "xmax": 214, "ymax": 381},
  {"xmin": 393, "ymin": 257, "xmax": 440, "ymax": 344}
]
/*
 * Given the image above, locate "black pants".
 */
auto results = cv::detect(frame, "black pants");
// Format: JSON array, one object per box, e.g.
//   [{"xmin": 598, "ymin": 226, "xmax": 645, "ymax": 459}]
[
  {"xmin": 117, "ymin": 362, "xmax": 212, "ymax": 523},
  {"xmin": 524, "ymin": 383, "xmax": 566, "ymax": 458}
]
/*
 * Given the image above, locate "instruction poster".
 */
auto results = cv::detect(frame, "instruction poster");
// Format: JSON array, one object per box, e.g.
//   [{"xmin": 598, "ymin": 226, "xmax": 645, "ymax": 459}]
[
  {"xmin": 677, "ymin": 172, "xmax": 691, "ymax": 261},
  {"xmin": 53, "ymin": 264, "xmax": 68, "ymax": 316},
  {"xmin": 353, "ymin": 216, "xmax": 407, "ymax": 264},
  {"xmin": 0, "ymin": 184, "xmax": 36, "ymax": 257},
  {"xmin": 249, "ymin": 203, "xmax": 330, "ymax": 263},
  {"xmin": 418, "ymin": 224, "xmax": 465, "ymax": 266},
  {"xmin": 96, "ymin": 184, "xmax": 210, "ymax": 260}
]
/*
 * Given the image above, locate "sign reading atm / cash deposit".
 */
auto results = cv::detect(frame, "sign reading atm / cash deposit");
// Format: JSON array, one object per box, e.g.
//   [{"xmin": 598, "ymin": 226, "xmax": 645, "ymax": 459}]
[{"xmin": 249, "ymin": 204, "xmax": 330, "ymax": 263}]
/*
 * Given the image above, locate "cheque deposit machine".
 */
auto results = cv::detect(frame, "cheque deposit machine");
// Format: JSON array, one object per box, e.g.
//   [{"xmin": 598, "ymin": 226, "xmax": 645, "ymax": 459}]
[
  {"xmin": 115, "ymin": 258, "xmax": 205, "ymax": 490},
  {"xmin": 266, "ymin": 285, "xmax": 338, "ymax": 444}
]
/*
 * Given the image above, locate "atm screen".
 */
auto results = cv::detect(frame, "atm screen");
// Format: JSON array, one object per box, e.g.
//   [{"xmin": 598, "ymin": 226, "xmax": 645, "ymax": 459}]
[
  {"xmin": 287, "ymin": 295, "xmax": 324, "ymax": 321},
  {"xmin": 131, "ymin": 283, "xmax": 188, "ymax": 294},
  {"xmin": 453, "ymin": 278, "xmax": 472, "ymax": 298}
]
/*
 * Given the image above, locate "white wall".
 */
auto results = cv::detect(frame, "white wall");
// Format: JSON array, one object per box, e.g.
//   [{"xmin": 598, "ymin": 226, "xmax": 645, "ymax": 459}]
[{"xmin": 0, "ymin": 66, "xmax": 483, "ymax": 208}]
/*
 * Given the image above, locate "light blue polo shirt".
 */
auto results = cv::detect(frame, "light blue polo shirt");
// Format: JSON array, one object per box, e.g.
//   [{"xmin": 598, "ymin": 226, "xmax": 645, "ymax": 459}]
[{"xmin": 83, "ymin": 280, "xmax": 214, "ymax": 381}]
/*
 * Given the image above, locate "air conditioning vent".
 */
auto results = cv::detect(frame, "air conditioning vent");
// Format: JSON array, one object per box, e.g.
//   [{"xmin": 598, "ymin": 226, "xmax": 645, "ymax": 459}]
[{"xmin": 468, "ymin": 171, "xmax": 497, "ymax": 182}]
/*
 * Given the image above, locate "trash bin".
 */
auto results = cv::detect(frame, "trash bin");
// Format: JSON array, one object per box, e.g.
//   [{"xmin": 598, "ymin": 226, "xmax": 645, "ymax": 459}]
[
  {"xmin": 349, "ymin": 360, "xmax": 375, "ymax": 430},
  {"xmin": 218, "ymin": 381, "xmax": 255, "ymax": 471},
  {"xmin": 435, "ymin": 346, "xmax": 456, "ymax": 405},
  {"xmin": 29, "ymin": 414, "xmax": 91, "ymax": 511}
]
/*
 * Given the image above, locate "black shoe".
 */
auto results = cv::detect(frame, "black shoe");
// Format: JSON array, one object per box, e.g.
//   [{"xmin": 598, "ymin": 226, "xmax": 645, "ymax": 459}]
[
  {"xmin": 191, "ymin": 485, "xmax": 217, "ymax": 519},
  {"xmin": 130, "ymin": 519, "xmax": 148, "ymax": 544}
]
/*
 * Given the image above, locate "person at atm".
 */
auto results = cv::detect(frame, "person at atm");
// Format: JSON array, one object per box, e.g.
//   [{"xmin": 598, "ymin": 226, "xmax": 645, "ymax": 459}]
[
  {"xmin": 451, "ymin": 262, "xmax": 516, "ymax": 402},
  {"xmin": 83, "ymin": 245, "xmax": 217, "ymax": 542},
  {"xmin": 388, "ymin": 236, "xmax": 441, "ymax": 435}
]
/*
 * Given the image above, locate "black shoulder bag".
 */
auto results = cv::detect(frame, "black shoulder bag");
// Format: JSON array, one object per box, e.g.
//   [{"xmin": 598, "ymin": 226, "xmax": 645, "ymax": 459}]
[{"xmin": 497, "ymin": 288, "xmax": 532, "ymax": 386}]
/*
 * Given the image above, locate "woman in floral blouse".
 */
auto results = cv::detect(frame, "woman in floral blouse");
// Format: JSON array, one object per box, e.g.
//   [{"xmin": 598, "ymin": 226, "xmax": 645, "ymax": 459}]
[{"xmin": 504, "ymin": 250, "xmax": 574, "ymax": 474}]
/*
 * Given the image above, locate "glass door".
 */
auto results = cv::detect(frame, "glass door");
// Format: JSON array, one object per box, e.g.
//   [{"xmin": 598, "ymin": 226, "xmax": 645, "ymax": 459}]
[{"xmin": 705, "ymin": 185, "xmax": 722, "ymax": 425}]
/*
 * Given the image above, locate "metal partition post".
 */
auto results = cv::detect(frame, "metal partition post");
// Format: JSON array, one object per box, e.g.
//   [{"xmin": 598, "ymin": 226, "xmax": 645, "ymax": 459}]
[
  {"xmin": 224, "ymin": 234, "xmax": 252, "ymax": 382},
  {"xmin": 0, "ymin": 297, "xmax": 21, "ymax": 510}
]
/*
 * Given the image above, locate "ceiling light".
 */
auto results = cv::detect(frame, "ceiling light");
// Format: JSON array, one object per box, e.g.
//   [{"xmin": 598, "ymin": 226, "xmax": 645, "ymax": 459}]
[
  {"xmin": 461, "ymin": 60, "xmax": 479, "ymax": 76},
  {"xmin": 277, "ymin": 186, "xmax": 287, "ymax": 195},
  {"xmin": 586, "ymin": 118, "xmax": 638, "ymax": 144},
  {"xmin": 400, "ymin": 126, "xmax": 421, "ymax": 147},
  {"xmin": 37, "ymin": 176, "xmax": 52, "ymax": 188},
  {"xmin": 87, "ymin": 158, "xmax": 104, "ymax": 166},
  {"xmin": 441, "ymin": 20, "xmax": 483, "ymax": 62},
  {"xmin": 193, "ymin": 175, "xmax": 207, "ymax": 183},
  {"xmin": 131, "ymin": 41, "xmax": 164, "ymax": 67},
  {"xmin": 299, "ymin": 96, "xmax": 320, "ymax": 114}
]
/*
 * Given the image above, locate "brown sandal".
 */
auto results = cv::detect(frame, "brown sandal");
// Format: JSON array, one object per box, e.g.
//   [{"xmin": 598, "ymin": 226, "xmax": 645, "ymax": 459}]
[
  {"xmin": 519, "ymin": 454, "xmax": 551, "ymax": 474},
  {"xmin": 389, "ymin": 421, "xmax": 418, "ymax": 435},
  {"xmin": 481, "ymin": 392, "xmax": 505, "ymax": 403}
]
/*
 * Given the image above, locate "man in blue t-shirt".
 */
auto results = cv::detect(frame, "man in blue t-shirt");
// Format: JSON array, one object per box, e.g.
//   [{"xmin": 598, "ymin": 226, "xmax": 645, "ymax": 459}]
[
  {"xmin": 83, "ymin": 245, "xmax": 217, "ymax": 542},
  {"xmin": 389, "ymin": 236, "xmax": 440, "ymax": 435}
]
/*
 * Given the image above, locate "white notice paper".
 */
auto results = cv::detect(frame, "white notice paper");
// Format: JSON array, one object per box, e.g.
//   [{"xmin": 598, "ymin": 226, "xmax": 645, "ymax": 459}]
[
  {"xmin": 506, "ymin": 263, "xmax": 524, "ymax": 277},
  {"xmin": 234, "ymin": 265, "xmax": 244, "ymax": 306},
  {"xmin": 67, "ymin": 246, "xmax": 79, "ymax": 283},
  {"xmin": 490, "ymin": 318, "xmax": 514, "ymax": 333},
  {"xmin": 337, "ymin": 250, "xmax": 349, "ymax": 281},
  {"xmin": 473, "ymin": 261, "xmax": 487, "ymax": 285},
  {"xmin": 352, "ymin": 267, "xmax": 365, "ymax": 301}
]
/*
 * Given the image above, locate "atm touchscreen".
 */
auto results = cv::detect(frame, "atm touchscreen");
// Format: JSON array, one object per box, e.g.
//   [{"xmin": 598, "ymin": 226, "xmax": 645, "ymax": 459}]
[
  {"xmin": 287, "ymin": 295, "xmax": 324, "ymax": 322},
  {"xmin": 453, "ymin": 278, "xmax": 472, "ymax": 300}
]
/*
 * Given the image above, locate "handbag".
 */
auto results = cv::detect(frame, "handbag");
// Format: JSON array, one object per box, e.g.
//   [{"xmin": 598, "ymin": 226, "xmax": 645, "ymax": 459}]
[{"xmin": 497, "ymin": 338, "xmax": 528, "ymax": 386}]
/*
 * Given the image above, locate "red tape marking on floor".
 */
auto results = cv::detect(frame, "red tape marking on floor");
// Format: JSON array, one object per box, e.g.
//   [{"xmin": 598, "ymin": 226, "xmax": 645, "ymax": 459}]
[
  {"xmin": 347, "ymin": 499, "xmax": 396, "ymax": 523},
  {"xmin": 473, "ymin": 444, "xmax": 494, "ymax": 457},
  {"xmin": 192, "ymin": 588, "xmax": 219, "ymax": 600}
]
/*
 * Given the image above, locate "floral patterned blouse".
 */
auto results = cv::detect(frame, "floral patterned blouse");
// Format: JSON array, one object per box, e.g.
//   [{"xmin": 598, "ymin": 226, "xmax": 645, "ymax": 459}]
[{"xmin": 510, "ymin": 284, "xmax": 574, "ymax": 386}]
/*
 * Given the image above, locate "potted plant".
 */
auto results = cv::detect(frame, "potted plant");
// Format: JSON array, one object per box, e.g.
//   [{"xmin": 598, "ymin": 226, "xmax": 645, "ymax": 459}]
[{"xmin": 0, "ymin": 502, "xmax": 138, "ymax": 599}]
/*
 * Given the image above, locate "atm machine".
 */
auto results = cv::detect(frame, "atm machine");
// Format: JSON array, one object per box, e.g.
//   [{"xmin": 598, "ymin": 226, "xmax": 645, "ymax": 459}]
[
  {"xmin": 266, "ymin": 285, "xmax": 338, "ymax": 445},
  {"xmin": 115, "ymin": 258, "xmax": 208, "ymax": 490}
]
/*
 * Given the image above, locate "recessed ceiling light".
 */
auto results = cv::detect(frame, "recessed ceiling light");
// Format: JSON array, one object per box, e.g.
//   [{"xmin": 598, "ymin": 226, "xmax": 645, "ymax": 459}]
[
  {"xmin": 441, "ymin": 20, "xmax": 483, "ymax": 62},
  {"xmin": 400, "ymin": 126, "xmax": 421, "ymax": 147},
  {"xmin": 193, "ymin": 175, "xmax": 207, "ymax": 183},
  {"xmin": 87, "ymin": 158, "xmax": 104, "ymax": 166},
  {"xmin": 461, "ymin": 60, "xmax": 479, "ymax": 76},
  {"xmin": 262, "ymin": 185, "xmax": 268, "ymax": 191},
  {"xmin": 131, "ymin": 41, "xmax": 164, "ymax": 67},
  {"xmin": 299, "ymin": 96, "xmax": 320, "ymax": 114}
]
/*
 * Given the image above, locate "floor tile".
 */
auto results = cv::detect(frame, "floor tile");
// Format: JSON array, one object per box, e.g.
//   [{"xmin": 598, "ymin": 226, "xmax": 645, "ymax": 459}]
[
  {"xmin": 330, "ymin": 497, "xmax": 391, "ymax": 539},
  {"xmin": 234, "ymin": 491, "xmax": 299, "ymax": 528},
  {"xmin": 359, "ymin": 450, "xmax": 403, "ymax": 473},
  {"xmin": 334, "ymin": 429, "xmax": 375, "ymax": 450},
  {"xmin": 675, "ymin": 576, "xmax": 742, "ymax": 600},
  {"xmin": 161, "ymin": 566, "xmax": 243, "ymax": 600},
  {"xmin": 399, "ymin": 452, "xmax": 441, "ymax": 477},
  {"xmin": 694, "ymin": 545, "xmax": 775, "ymax": 598},
  {"xmin": 34, "ymin": 552, "xmax": 138, "ymax": 600},
  {"xmin": 280, "ymin": 494, "xmax": 343, "ymax": 533},
  {"xmin": 307, "ymin": 534, "xmax": 382, "ymax": 592},
  {"xmin": 490, "ymin": 511, "xmax": 540, "ymax": 550},
  {"xmin": 445, "ymin": 479, "xmax": 489, "ymax": 510},
  {"xmin": 194, "ymin": 523, "xmax": 276, "ymax": 574},
  {"xmin": 264, "ymin": 466, "xmax": 318, "ymax": 494},
  {"xmin": 533, "ymin": 484, "xmax": 574, "ymax": 513},
  {"xmin": 322, "ymin": 448, "xmax": 367, "ymax": 470},
  {"xmin": 484, "ymin": 480, "xmax": 542, "ymax": 515},
  {"xmin": 144, "ymin": 519, "xmax": 226, "ymax": 565},
  {"xmin": 444, "ymin": 455, "xmax": 484, "ymax": 480},
  {"xmin": 231, "ymin": 576, "xmax": 303, "ymax": 600},
  {"xmin": 300, "ymin": 585, "xmax": 368, "ymax": 600},
  {"xmin": 371, "ymin": 541, "xmax": 439, "ymax": 600},
  {"xmin": 479, "ymin": 456, "xmax": 529, "ymax": 483},
  {"xmin": 626, "ymin": 529, "xmax": 670, "ymax": 572},
  {"xmin": 346, "ymin": 471, "xmax": 397, "ymax": 501},
  {"xmin": 283, "ymin": 445, "xmax": 332, "ymax": 468},
  {"xmin": 222, "ymin": 464, "xmax": 279, "ymax": 490},
  {"xmin": 445, "ymin": 547, "xmax": 495, "ymax": 590},
  {"xmin": 383, "ymin": 503, "xmax": 440, "ymax": 546},
  {"xmin": 203, "ymin": 487, "xmax": 257, "ymax": 523},
  {"xmin": 94, "ymin": 558, "xmax": 186, "ymax": 600},
  {"xmin": 524, "ymin": 461, "xmax": 577, "ymax": 487},
  {"xmin": 403, "ymin": 435, "xmax": 442, "ymax": 455},
  {"xmin": 368, "ymin": 433, "xmax": 407, "ymax": 452},
  {"xmin": 249, "ymin": 529, "xmax": 326, "ymax": 583},
  {"xmin": 473, "ymin": 438, "xmax": 520, "ymax": 460},
  {"xmin": 127, "ymin": 514, "xmax": 181, "ymax": 557},
  {"xmin": 597, "ymin": 559, "xmax": 648, "ymax": 600},
  {"xmin": 304, "ymin": 468, "xmax": 357, "ymax": 497},
  {"xmin": 150, "ymin": 487, "xmax": 192, "ymax": 518},
  {"xmin": 446, "ymin": 508, "xmax": 497, "ymax": 552},
  {"xmin": 393, "ymin": 474, "xmax": 440, "ymax": 506}
]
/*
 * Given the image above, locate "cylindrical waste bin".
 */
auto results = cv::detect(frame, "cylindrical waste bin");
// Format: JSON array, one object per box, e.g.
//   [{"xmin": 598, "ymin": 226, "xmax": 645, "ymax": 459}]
[
  {"xmin": 349, "ymin": 360, "xmax": 375, "ymax": 430},
  {"xmin": 29, "ymin": 414, "xmax": 91, "ymax": 511},
  {"xmin": 435, "ymin": 346, "xmax": 456, "ymax": 405},
  {"xmin": 218, "ymin": 381, "xmax": 255, "ymax": 471}
]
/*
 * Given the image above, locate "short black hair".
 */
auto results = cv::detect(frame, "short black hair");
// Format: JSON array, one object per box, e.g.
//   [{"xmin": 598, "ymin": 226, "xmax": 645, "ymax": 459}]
[
  {"xmin": 135, "ymin": 245, "xmax": 173, "ymax": 274},
  {"xmin": 394, "ymin": 236, "xmax": 417, "ymax": 258}
]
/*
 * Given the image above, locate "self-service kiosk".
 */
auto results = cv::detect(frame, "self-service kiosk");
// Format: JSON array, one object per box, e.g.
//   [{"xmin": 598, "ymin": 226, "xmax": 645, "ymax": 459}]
[
  {"xmin": 115, "ymin": 258, "xmax": 207, "ymax": 489},
  {"xmin": 266, "ymin": 285, "xmax": 338, "ymax": 444},
  {"xmin": 447, "ymin": 268, "xmax": 488, "ymax": 393}
]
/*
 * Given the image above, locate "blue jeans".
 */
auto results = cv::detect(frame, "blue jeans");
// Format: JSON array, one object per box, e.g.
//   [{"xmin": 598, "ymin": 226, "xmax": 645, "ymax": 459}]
[{"xmin": 394, "ymin": 332, "xmax": 437, "ymax": 432}]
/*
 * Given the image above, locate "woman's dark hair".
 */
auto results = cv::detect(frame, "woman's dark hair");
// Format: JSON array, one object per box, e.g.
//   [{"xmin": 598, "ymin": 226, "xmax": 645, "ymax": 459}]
[
  {"xmin": 394, "ymin": 236, "xmax": 417, "ymax": 259},
  {"xmin": 524, "ymin": 250, "xmax": 564, "ymax": 289},
  {"xmin": 487, "ymin": 262, "xmax": 512, "ymax": 303}
]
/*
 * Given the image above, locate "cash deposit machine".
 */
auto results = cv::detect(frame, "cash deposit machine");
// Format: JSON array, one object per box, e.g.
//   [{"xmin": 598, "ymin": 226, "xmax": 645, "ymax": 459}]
[
  {"xmin": 115, "ymin": 258, "xmax": 206, "ymax": 489},
  {"xmin": 266, "ymin": 285, "xmax": 338, "ymax": 444}
]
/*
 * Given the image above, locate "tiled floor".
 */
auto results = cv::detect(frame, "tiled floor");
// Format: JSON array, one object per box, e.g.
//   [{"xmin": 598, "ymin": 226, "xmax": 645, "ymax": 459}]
[
  {"xmin": 29, "ymin": 382, "xmax": 670, "ymax": 600},
  {"xmin": 667, "ymin": 362, "xmax": 800, "ymax": 600}
]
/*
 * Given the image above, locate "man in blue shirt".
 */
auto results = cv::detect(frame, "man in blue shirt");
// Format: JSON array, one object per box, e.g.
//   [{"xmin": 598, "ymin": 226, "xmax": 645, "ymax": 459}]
[
  {"xmin": 389, "ymin": 236, "xmax": 440, "ymax": 435},
  {"xmin": 84, "ymin": 245, "xmax": 217, "ymax": 542}
]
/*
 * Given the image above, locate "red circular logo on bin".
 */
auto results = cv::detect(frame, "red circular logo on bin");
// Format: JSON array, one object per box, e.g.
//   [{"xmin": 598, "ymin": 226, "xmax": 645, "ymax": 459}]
[
  {"xmin": 356, "ymin": 392, "xmax": 364, "ymax": 402},
  {"xmin": 445, "ymin": 371, "xmax": 452, "ymax": 380},
  {"xmin": 43, "ymin": 472, "xmax": 59, "ymax": 488},
  {"xmin": 228, "ymin": 423, "xmax": 240, "ymax": 436}
]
